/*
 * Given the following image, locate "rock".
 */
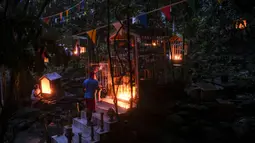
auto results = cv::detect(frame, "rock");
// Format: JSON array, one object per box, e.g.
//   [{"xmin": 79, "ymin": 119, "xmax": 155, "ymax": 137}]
[
  {"xmin": 233, "ymin": 118, "xmax": 249, "ymax": 138},
  {"xmin": 165, "ymin": 114, "xmax": 185, "ymax": 129},
  {"xmin": 12, "ymin": 108, "xmax": 40, "ymax": 119},
  {"xmin": 203, "ymin": 126, "xmax": 221, "ymax": 142},
  {"xmin": 179, "ymin": 126, "xmax": 190, "ymax": 136},
  {"xmin": 177, "ymin": 111, "xmax": 190, "ymax": 117},
  {"xmin": 179, "ymin": 104, "xmax": 208, "ymax": 112},
  {"xmin": 216, "ymin": 99, "xmax": 236, "ymax": 121},
  {"xmin": 185, "ymin": 86, "xmax": 201, "ymax": 102}
]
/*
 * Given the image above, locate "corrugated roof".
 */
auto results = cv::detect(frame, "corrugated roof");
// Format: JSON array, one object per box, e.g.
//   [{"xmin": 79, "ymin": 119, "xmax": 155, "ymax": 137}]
[{"xmin": 42, "ymin": 72, "xmax": 62, "ymax": 81}]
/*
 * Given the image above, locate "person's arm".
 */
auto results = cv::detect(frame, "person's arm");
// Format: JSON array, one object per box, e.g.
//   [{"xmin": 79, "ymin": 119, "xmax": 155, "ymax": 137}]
[
  {"xmin": 96, "ymin": 81, "xmax": 100, "ymax": 90},
  {"xmin": 83, "ymin": 80, "xmax": 87, "ymax": 92}
]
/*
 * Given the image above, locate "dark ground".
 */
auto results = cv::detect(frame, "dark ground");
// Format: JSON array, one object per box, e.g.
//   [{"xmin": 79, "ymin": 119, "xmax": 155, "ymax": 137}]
[{"xmin": 9, "ymin": 68, "xmax": 255, "ymax": 143}]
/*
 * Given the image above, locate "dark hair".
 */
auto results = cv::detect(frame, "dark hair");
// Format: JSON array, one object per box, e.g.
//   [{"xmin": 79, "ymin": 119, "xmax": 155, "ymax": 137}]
[
  {"xmin": 89, "ymin": 72, "xmax": 95, "ymax": 78},
  {"xmin": 34, "ymin": 84, "xmax": 39, "ymax": 89}
]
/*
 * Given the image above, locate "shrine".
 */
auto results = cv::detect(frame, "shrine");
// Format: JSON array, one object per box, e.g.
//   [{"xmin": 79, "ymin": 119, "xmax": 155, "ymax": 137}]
[{"xmin": 93, "ymin": 26, "xmax": 171, "ymax": 113}]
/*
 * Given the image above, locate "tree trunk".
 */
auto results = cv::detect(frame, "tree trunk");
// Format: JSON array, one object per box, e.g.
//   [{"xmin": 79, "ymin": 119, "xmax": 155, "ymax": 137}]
[{"xmin": 0, "ymin": 69, "xmax": 20, "ymax": 142}]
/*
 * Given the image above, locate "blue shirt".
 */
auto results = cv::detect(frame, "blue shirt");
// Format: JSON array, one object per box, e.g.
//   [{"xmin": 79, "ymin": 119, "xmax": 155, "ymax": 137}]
[{"xmin": 83, "ymin": 78, "xmax": 99, "ymax": 99}]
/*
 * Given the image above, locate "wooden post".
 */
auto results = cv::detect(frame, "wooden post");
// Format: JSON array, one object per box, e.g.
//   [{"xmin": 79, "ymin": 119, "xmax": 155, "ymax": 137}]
[
  {"xmin": 127, "ymin": 5, "xmax": 133, "ymax": 109},
  {"xmin": 56, "ymin": 119, "xmax": 62, "ymax": 136},
  {"xmin": 100, "ymin": 112, "xmax": 104, "ymax": 132},
  {"xmin": 65, "ymin": 127, "xmax": 73, "ymax": 143},
  {"xmin": 76, "ymin": 102, "xmax": 80, "ymax": 118},
  {"xmin": 163, "ymin": 40, "xmax": 167, "ymax": 83},
  {"xmin": 182, "ymin": 34, "xmax": 185, "ymax": 80},
  {"xmin": 68, "ymin": 110, "xmax": 72, "ymax": 127},
  {"xmin": 134, "ymin": 37, "xmax": 139, "ymax": 105},
  {"xmin": 78, "ymin": 132, "xmax": 82, "ymax": 143},
  {"xmin": 43, "ymin": 118, "xmax": 50, "ymax": 143},
  {"xmin": 90, "ymin": 125, "xmax": 95, "ymax": 141}
]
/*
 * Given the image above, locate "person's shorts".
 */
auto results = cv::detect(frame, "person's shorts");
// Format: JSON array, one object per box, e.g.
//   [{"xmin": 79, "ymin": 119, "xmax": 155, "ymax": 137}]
[{"xmin": 85, "ymin": 98, "xmax": 95, "ymax": 111}]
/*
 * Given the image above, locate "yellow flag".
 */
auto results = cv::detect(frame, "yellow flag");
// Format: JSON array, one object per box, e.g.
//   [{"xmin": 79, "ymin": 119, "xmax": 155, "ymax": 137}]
[
  {"xmin": 87, "ymin": 30, "xmax": 96, "ymax": 44},
  {"xmin": 66, "ymin": 10, "xmax": 69, "ymax": 16}
]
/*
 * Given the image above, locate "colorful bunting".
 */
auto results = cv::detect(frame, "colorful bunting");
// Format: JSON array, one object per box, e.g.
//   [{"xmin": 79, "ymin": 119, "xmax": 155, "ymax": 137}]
[
  {"xmin": 41, "ymin": 0, "xmax": 187, "ymax": 37},
  {"xmin": 161, "ymin": 6, "xmax": 171, "ymax": 20},
  {"xmin": 87, "ymin": 30, "xmax": 97, "ymax": 44},
  {"xmin": 42, "ymin": 0, "xmax": 85, "ymax": 25}
]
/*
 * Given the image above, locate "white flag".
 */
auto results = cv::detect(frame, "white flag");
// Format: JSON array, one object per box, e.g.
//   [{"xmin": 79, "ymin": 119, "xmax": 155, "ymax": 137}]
[{"xmin": 132, "ymin": 17, "xmax": 137, "ymax": 24}]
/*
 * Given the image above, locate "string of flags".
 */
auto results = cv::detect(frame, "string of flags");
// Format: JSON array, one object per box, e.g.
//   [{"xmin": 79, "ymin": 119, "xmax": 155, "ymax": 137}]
[
  {"xmin": 79, "ymin": 0, "xmax": 187, "ymax": 44},
  {"xmin": 41, "ymin": 0, "xmax": 86, "ymax": 25}
]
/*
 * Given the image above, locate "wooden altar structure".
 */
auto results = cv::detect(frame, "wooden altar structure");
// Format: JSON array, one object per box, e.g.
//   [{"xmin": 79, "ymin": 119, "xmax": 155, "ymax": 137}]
[{"xmin": 93, "ymin": 26, "xmax": 172, "ymax": 111}]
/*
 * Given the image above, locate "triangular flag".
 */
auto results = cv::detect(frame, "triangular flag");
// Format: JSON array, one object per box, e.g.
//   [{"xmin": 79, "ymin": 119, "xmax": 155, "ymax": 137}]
[
  {"xmin": 77, "ymin": 4, "xmax": 80, "ymax": 11},
  {"xmin": 59, "ymin": 12, "xmax": 63, "ymax": 20},
  {"xmin": 132, "ymin": 17, "xmax": 137, "ymax": 24},
  {"xmin": 161, "ymin": 6, "xmax": 171, "ymax": 20},
  {"xmin": 87, "ymin": 30, "xmax": 97, "ymax": 44},
  {"xmin": 137, "ymin": 14, "xmax": 147, "ymax": 27},
  {"xmin": 81, "ymin": 1, "xmax": 85, "ymax": 10},
  {"xmin": 113, "ymin": 22, "xmax": 123, "ymax": 34},
  {"xmin": 66, "ymin": 10, "xmax": 69, "ymax": 16},
  {"xmin": 44, "ymin": 17, "xmax": 50, "ymax": 24}
]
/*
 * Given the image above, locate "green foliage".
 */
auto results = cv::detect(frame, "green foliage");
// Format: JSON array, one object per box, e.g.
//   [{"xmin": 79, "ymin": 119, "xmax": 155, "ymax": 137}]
[
  {"xmin": 185, "ymin": 0, "xmax": 255, "ymax": 57},
  {"xmin": 0, "ymin": 0, "xmax": 51, "ymax": 141}
]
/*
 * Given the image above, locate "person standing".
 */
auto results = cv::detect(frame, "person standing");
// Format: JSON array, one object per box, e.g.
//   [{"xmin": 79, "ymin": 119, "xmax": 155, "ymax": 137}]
[
  {"xmin": 31, "ymin": 84, "xmax": 41, "ymax": 107},
  {"xmin": 83, "ymin": 72, "xmax": 99, "ymax": 126}
]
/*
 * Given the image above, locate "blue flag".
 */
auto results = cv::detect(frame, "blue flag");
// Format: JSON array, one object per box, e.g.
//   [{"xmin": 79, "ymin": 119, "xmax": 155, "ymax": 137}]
[
  {"xmin": 81, "ymin": 0, "xmax": 85, "ymax": 10},
  {"xmin": 137, "ymin": 14, "xmax": 147, "ymax": 27}
]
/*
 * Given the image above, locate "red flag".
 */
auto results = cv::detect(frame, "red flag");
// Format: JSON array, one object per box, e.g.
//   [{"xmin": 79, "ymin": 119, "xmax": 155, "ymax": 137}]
[
  {"xmin": 59, "ymin": 12, "xmax": 63, "ymax": 20},
  {"xmin": 77, "ymin": 4, "xmax": 80, "ymax": 11},
  {"xmin": 112, "ymin": 22, "xmax": 123, "ymax": 35},
  {"xmin": 161, "ymin": 6, "xmax": 171, "ymax": 20},
  {"xmin": 44, "ymin": 18, "xmax": 50, "ymax": 24}
]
